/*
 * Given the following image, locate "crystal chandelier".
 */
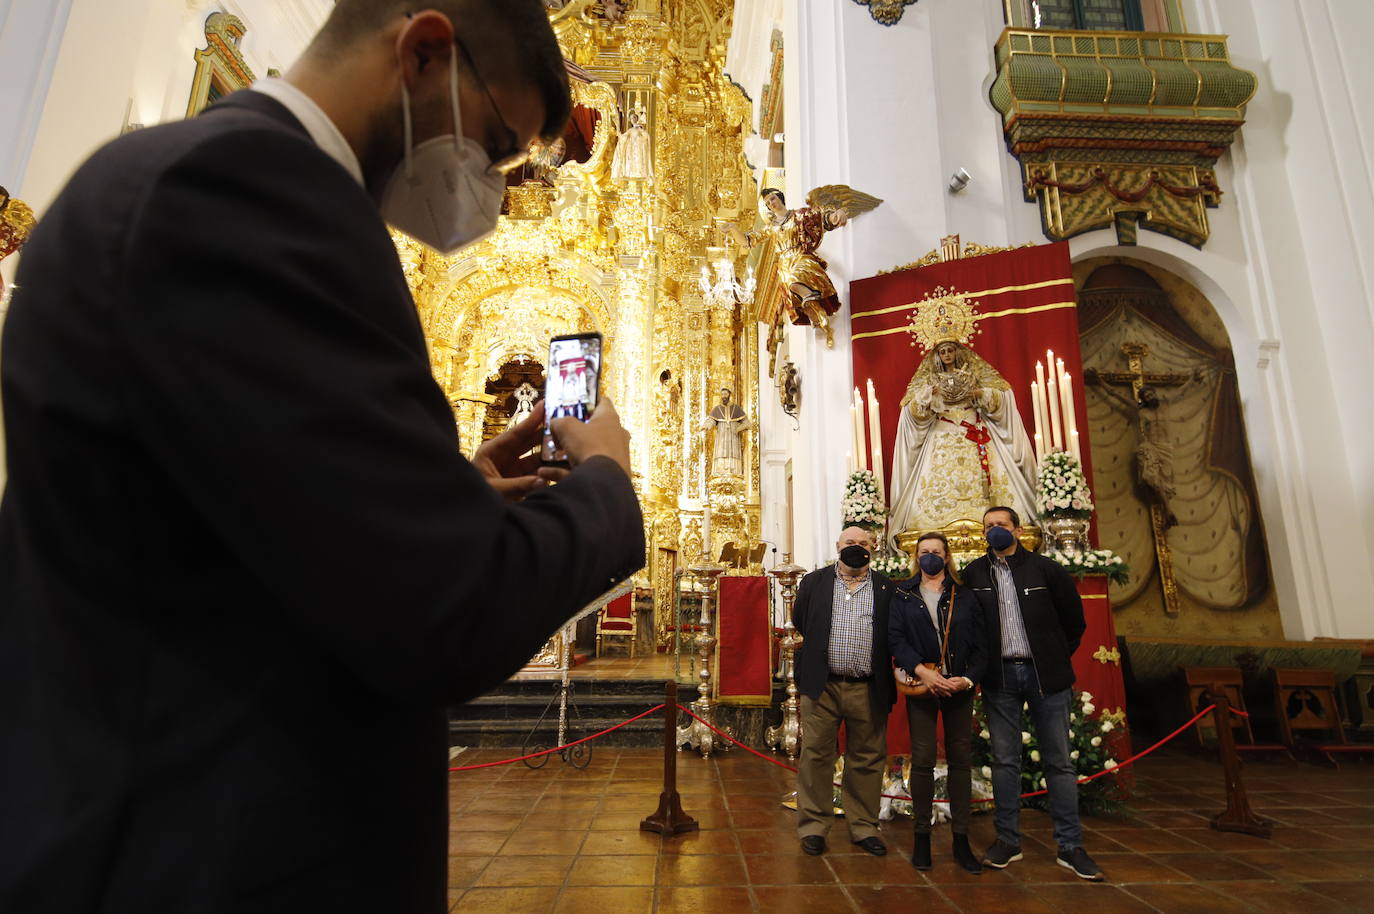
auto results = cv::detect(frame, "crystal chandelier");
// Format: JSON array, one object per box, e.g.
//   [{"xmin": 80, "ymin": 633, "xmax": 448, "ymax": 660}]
[{"xmin": 698, "ymin": 248, "xmax": 755, "ymax": 308}]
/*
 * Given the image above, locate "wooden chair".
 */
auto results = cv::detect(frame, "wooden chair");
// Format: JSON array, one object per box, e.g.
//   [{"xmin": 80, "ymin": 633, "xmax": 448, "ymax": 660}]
[
  {"xmin": 595, "ymin": 593, "xmax": 636, "ymax": 658},
  {"xmin": 1182, "ymin": 666, "xmax": 1287, "ymax": 756},
  {"xmin": 1273, "ymin": 668, "xmax": 1343, "ymax": 744},
  {"xmin": 1184, "ymin": 666, "xmax": 1249, "ymax": 746},
  {"xmin": 1272, "ymin": 667, "xmax": 1374, "ymax": 765}
]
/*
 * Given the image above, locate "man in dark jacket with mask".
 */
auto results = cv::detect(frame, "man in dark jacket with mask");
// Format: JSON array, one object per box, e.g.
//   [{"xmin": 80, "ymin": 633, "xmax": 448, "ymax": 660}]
[
  {"xmin": 960, "ymin": 507, "xmax": 1104, "ymax": 881},
  {"xmin": 0, "ymin": 2, "xmax": 644, "ymax": 911},
  {"xmin": 790, "ymin": 526, "xmax": 896, "ymax": 858}
]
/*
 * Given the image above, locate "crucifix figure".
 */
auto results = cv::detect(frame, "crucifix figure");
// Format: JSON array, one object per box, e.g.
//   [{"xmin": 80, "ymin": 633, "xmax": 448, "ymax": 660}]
[{"xmin": 1084, "ymin": 342, "xmax": 1200, "ymax": 616}]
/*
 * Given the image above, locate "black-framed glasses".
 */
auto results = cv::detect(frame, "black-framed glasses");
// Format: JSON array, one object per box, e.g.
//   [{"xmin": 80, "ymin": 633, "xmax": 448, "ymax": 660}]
[{"xmin": 453, "ymin": 36, "xmax": 531, "ymax": 175}]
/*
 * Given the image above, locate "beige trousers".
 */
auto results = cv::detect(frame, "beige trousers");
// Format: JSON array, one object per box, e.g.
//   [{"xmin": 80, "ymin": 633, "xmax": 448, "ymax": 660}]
[{"xmin": 797, "ymin": 679, "xmax": 887, "ymax": 841}]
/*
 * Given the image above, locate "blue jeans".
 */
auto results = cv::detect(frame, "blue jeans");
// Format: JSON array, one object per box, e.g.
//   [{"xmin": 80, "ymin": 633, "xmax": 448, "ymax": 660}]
[{"xmin": 984, "ymin": 660, "xmax": 1082, "ymax": 851}]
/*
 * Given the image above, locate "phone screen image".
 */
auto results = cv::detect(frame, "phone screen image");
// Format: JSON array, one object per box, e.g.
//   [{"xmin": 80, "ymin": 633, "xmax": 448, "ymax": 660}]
[{"xmin": 542, "ymin": 333, "xmax": 602, "ymax": 465}]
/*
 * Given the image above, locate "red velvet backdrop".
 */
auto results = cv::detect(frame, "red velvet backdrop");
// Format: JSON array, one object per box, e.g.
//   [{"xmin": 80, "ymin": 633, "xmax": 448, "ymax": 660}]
[
  {"xmin": 716, "ymin": 576, "xmax": 773, "ymax": 703},
  {"xmin": 1073, "ymin": 575, "xmax": 1129, "ymax": 743},
  {"xmin": 848, "ymin": 242, "xmax": 1096, "ymax": 515}
]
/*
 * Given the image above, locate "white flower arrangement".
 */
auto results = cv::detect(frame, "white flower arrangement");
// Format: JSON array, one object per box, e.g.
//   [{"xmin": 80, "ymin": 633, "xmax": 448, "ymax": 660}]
[
  {"xmin": 1037, "ymin": 450, "xmax": 1094, "ymax": 519},
  {"xmin": 871, "ymin": 552, "xmax": 912, "ymax": 580},
  {"xmin": 841, "ymin": 469, "xmax": 885, "ymax": 528},
  {"xmin": 1045, "ymin": 545, "xmax": 1130, "ymax": 585}
]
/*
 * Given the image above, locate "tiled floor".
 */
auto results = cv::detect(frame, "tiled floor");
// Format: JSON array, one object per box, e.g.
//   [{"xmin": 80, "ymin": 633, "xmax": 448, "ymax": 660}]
[{"xmin": 446, "ymin": 743, "xmax": 1374, "ymax": 913}]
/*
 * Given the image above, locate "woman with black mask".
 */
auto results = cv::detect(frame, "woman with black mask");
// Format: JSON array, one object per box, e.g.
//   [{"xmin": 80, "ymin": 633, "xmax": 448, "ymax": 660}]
[{"xmin": 889, "ymin": 531, "xmax": 988, "ymax": 873}]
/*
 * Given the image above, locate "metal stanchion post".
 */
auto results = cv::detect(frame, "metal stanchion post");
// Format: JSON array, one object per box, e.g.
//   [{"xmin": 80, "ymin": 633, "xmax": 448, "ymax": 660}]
[
  {"xmin": 1207, "ymin": 690, "xmax": 1272, "ymax": 838},
  {"xmin": 642, "ymin": 681, "xmax": 699, "ymax": 836}
]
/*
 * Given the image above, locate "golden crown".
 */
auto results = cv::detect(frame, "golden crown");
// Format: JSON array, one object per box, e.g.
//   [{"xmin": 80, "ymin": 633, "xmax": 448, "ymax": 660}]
[{"xmin": 905, "ymin": 285, "xmax": 983, "ymax": 353}]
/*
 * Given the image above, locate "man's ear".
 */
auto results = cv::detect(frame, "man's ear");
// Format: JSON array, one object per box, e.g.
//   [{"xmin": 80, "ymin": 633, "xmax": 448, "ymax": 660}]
[{"xmin": 394, "ymin": 11, "xmax": 456, "ymax": 86}]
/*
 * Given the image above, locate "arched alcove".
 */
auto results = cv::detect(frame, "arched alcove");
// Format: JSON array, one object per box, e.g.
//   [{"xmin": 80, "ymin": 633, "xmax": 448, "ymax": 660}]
[{"xmin": 1075, "ymin": 258, "xmax": 1282, "ymax": 640}]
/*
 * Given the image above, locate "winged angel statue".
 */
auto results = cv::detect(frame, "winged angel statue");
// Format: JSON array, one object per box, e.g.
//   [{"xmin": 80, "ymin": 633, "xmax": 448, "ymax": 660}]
[{"xmin": 730, "ymin": 185, "xmax": 882, "ymax": 351}]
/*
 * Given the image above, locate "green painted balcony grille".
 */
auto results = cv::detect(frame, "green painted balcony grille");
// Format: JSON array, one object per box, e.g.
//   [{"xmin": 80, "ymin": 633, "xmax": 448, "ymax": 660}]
[{"xmin": 991, "ymin": 28, "xmax": 1257, "ymax": 122}]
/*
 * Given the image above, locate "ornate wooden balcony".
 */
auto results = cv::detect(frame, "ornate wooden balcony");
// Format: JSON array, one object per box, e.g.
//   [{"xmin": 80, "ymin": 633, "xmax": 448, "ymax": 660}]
[{"xmin": 990, "ymin": 28, "xmax": 1258, "ymax": 246}]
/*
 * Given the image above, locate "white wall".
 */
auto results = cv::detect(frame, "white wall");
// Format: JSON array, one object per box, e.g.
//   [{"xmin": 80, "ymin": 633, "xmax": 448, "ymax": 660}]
[
  {"xmin": 15, "ymin": 0, "xmax": 328, "ymax": 217},
  {"xmin": 1, "ymin": 0, "xmax": 329, "ymax": 489}
]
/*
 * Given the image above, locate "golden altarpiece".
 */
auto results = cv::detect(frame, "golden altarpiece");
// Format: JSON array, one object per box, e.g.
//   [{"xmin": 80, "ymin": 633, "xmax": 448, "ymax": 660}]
[{"xmin": 395, "ymin": 0, "xmax": 764, "ymax": 650}]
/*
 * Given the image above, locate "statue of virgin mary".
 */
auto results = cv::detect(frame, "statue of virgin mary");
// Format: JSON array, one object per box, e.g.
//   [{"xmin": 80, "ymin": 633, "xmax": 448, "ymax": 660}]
[{"xmin": 887, "ymin": 340, "xmax": 1040, "ymax": 546}]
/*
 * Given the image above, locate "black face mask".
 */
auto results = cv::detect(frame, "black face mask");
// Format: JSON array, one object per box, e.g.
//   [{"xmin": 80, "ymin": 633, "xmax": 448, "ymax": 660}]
[
  {"xmin": 839, "ymin": 545, "xmax": 871, "ymax": 569},
  {"xmin": 918, "ymin": 553, "xmax": 946, "ymax": 576},
  {"xmin": 986, "ymin": 526, "xmax": 1016, "ymax": 551}
]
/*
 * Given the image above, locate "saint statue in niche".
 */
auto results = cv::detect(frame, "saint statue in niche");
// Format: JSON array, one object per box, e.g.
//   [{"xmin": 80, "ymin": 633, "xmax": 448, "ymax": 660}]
[
  {"xmin": 730, "ymin": 185, "xmax": 880, "ymax": 348},
  {"xmin": 611, "ymin": 102, "xmax": 652, "ymax": 181},
  {"xmin": 887, "ymin": 340, "xmax": 1039, "ymax": 546},
  {"xmin": 702, "ymin": 387, "xmax": 751, "ymax": 478}
]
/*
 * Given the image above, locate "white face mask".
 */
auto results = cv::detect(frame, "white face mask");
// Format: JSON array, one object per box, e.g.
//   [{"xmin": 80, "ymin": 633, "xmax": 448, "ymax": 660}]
[{"xmin": 380, "ymin": 51, "xmax": 506, "ymax": 254}]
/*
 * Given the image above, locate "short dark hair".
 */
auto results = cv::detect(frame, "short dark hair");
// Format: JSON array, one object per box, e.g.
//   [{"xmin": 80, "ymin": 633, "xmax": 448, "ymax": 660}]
[
  {"xmin": 315, "ymin": 0, "xmax": 571, "ymax": 140},
  {"xmin": 984, "ymin": 506, "xmax": 1020, "ymax": 527},
  {"xmin": 761, "ymin": 188, "xmax": 785, "ymax": 206}
]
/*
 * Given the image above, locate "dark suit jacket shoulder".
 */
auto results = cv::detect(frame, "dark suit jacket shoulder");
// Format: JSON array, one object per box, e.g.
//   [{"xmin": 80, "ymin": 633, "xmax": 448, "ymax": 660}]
[{"xmin": 0, "ymin": 91, "xmax": 643, "ymax": 913}]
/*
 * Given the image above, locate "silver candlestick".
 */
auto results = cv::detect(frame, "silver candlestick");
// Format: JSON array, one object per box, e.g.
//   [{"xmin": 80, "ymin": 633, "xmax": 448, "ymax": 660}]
[
  {"xmin": 765, "ymin": 554, "xmax": 806, "ymax": 762},
  {"xmin": 676, "ymin": 558, "xmax": 727, "ymax": 758}
]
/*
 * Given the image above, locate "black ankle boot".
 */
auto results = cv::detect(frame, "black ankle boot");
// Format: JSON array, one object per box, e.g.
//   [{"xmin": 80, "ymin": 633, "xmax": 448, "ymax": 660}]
[
  {"xmin": 952, "ymin": 833, "xmax": 983, "ymax": 874},
  {"xmin": 911, "ymin": 832, "xmax": 932, "ymax": 871}
]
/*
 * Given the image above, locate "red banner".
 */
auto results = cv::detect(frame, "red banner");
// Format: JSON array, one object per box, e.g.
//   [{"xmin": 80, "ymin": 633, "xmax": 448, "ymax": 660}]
[
  {"xmin": 1072, "ymin": 574, "xmax": 1128, "ymax": 726},
  {"xmin": 715, "ymin": 576, "xmax": 773, "ymax": 704},
  {"xmin": 849, "ymin": 243, "xmax": 1095, "ymax": 521}
]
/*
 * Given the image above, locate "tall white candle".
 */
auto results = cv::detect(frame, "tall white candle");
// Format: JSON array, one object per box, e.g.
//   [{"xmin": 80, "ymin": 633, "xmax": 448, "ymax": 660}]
[
  {"xmin": 866, "ymin": 379, "xmax": 884, "ymax": 502},
  {"xmin": 1034, "ymin": 362, "xmax": 1049, "ymax": 461},
  {"xmin": 1030, "ymin": 379, "xmax": 1044, "ymax": 462},
  {"xmin": 1059, "ymin": 369, "xmax": 1075, "ymax": 458},
  {"xmin": 1069, "ymin": 428, "xmax": 1082, "ymax": 464},
  {"xmin": 1045, "ymin": 352, "xmax": 1063, "ymax": 451},
  {"xmin": 851, "ymin": 387, "xmax": 862, "ymax": 470},
  {"xmin": 1060, "ymin": 371, "xmax": 1071, "ymax": 456},
  {"xmin": 849, "ymin": 403, "xmax": 862, "ymax": 472}
]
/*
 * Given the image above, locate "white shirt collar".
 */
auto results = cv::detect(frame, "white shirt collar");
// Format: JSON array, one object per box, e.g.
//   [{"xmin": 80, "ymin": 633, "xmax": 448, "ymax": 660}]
[{"xmin": 250, "ymin": 78, "xmax": 364, "ymax": 186}]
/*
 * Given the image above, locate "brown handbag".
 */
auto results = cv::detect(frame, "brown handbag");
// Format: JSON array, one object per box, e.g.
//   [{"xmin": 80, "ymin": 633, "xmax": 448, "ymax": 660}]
[{"xmin": 896, "ymin": 583, "xmax": 956, "ymax": 698}]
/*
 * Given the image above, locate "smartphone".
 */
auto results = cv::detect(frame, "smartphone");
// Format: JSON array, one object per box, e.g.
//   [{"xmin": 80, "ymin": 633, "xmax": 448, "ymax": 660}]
[{"xmin": 542, "ymin": 332, "xmax": 602, "ymax": 467}]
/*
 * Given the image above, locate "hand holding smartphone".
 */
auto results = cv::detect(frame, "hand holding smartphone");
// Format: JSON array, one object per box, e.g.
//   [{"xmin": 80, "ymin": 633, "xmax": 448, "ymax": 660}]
[{"xmin": 542, "ymin": 332, "xmax": 602, "ymax": 468}]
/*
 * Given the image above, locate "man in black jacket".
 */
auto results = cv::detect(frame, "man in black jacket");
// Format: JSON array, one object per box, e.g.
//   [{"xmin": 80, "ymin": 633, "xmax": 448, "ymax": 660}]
[
  {"xmin": 790, "ymin": 526, "xmax": 896, "ymax": 857},
  {"xmin": 961, "ymin": 507, "xmax": 1104, "ymax": 882},
  {"xmin": 0, "ymin": 3, "xmax": 643, "ymax": 912}
]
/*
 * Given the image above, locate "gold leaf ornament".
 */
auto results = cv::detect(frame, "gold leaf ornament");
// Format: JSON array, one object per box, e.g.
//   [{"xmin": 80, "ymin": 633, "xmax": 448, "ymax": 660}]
[{"xmin": 904, "ymin": 286, "xmax": 983, "ymax": 354}]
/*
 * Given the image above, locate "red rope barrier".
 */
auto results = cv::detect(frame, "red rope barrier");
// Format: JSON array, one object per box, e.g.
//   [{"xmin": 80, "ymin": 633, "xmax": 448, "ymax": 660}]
[
  {"xmin": 677, "ymin": 705, "xmax": 801, "ymax": 773},
  {"xmin": 447, "ymin": 704, "xmax": 665, "ymax": 771},
  {"xmin": 678, "ymin": 702, "xmax": 1227, "ymax": 803},
  {"xmin": 447, "ymin": 698, "xmax": 1247, "ymax": 786}
]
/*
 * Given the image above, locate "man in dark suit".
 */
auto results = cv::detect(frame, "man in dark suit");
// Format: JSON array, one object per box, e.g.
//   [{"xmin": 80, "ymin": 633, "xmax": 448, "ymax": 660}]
[
  {"xmin": 0, "ymin": 2, "xmax": 643, "ymax": 912},
  {"xmin": 790, "ymin": 526, "xmax": 896, "ymax": 857},
  {"xmin": 961, "ymin": 507, "xmax": 1103, "ymax": 882}
]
